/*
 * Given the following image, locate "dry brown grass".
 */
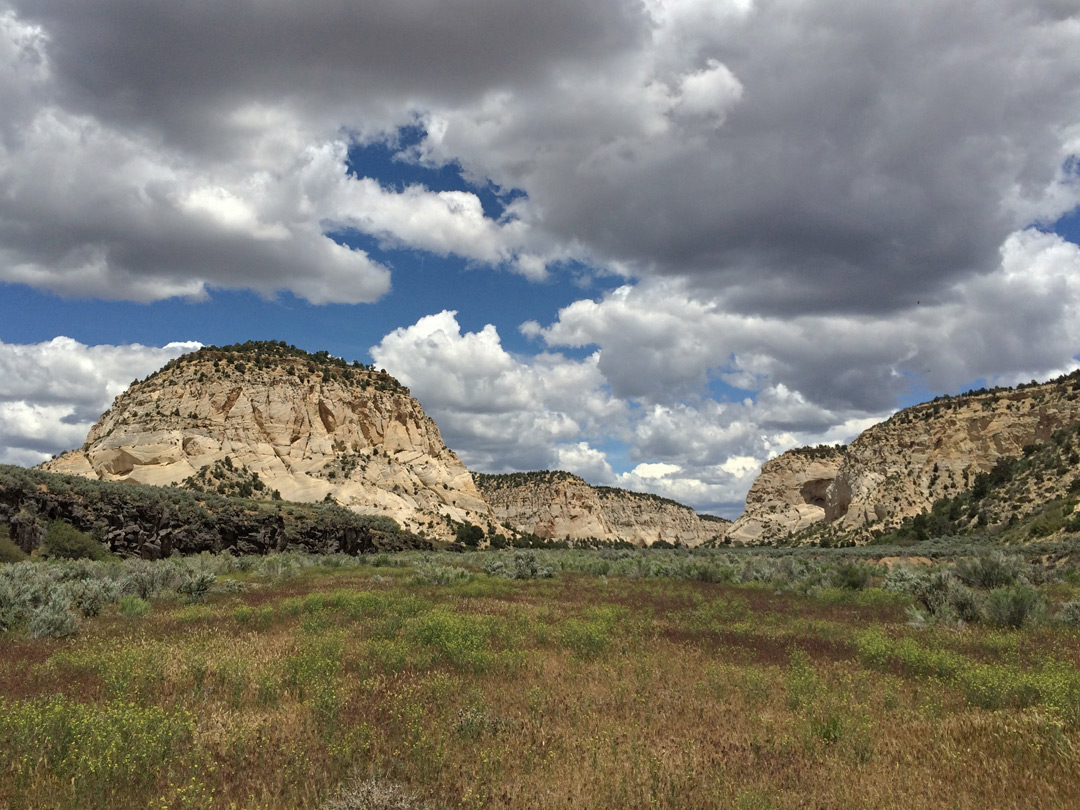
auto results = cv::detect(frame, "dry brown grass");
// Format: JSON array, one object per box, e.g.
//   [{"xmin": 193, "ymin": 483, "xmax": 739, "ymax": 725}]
[{"xmin": 1, "ymin": 563, "xmax": 1079, "ymax": 809}]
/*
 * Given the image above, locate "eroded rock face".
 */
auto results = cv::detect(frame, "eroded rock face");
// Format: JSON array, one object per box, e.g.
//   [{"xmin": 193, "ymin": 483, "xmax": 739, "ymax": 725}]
[
  {"xmin": 42, "ymin": 345, "xmax": 497, "ymax": 540},
  {"xmin": 726, "ymin": 448, "xmax": 846, "ymax": 544},
  {"xmin": 729, "ymin": 374, "xmax": 1080, "ymax": 544},
  {"xmin": 475, "ymin": 471, "xmax": 728, "ymax": 546},
  {"xmin": 827, "ymin": 382, "xmax": 1080, "ymax": 536}
]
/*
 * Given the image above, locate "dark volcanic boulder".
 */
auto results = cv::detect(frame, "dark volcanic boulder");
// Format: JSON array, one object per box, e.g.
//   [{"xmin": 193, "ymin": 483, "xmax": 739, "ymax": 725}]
[{"xmin": 0, "ymin": 464, "xmax": 430, "ymax": 559}]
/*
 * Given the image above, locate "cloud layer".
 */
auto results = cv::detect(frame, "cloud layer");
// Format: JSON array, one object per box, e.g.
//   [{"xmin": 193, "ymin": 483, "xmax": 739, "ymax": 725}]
[
  {"xmin": 411, "ymin": 0, "xmax": 1080, "ymax": 313},
  {"xmin": 0, "ymin": 338, "xmax": 198, "ymax": 466},
  {"xmin": 2, "ymin": 0, "xmax": 1077, "ymax": 305},
  {"xmin": 1, "ymin": 1, "xmax": 1079, "ymax": 514},
  {"xmin": 369, "ymin": 310, "xmax": 882, "ymax": 513}
]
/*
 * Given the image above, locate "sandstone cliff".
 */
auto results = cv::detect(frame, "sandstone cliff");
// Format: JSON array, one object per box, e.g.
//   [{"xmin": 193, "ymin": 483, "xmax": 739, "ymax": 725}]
[
  {"xmin": 725, "ymin": 446, "xmax": 846, "ymax": 544},
  {"xmin": 42, "ymin": 342, "xmax": 496, "ymax": 540},
  {"xmin": 728, "ymin": 373, "xmax": 1080, "ymax": 544},
  {"xmin": 474, "ymin": 470, "xmax": 728, "ymax": 546}
]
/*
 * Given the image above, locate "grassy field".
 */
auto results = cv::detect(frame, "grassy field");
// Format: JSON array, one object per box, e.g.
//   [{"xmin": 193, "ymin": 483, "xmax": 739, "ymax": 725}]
[{"xmin": 3, "ymin": 548, "xmax": 1080, "ymax": 809}]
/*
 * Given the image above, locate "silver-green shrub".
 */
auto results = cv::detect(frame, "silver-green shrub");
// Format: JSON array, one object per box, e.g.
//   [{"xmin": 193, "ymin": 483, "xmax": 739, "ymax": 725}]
[
  {"xmin": 1055, "ymin": 599, "xmax": 1080, "ymax": 627},
  {"xmin": 483, "ymin": 551, "xmax": 555, "ymax": 580},
  {"xmin": 955, "ymin": 551, "xmax": 1026, "ymax": 589},
  {"xmin": 411, "ymin": 563, "xmax": 473, "ymax": 585},
  {"xmin": 984, "ymin": 584, "xmax": 1046, "ymax": 629},
  {"xmin": 176, "ymin": 571, "xmax": 216, "ymax": 602},
  {"xmin": 28, "ymin": 596, "xmax": 78, "ymax": 638},
  {"xmin": 883, "ymin": 564, "xmax": 925, "ymax": 594},
  {"xmin": 916, "ymin": 570, "xmax": 982, "ymax": 623},
  {"xmin": 70, "ymin": 578, "xmax": 120, "ymax": 617}
]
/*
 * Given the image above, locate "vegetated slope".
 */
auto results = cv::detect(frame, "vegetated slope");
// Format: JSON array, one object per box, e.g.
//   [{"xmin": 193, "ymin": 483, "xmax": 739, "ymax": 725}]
[
  {"xmin": 865, "ymin": 423, "xmax": 1080, "ymax": 546},
  {"xmin": 729, "ymin": 371, "xmax": 1080, "ymax": 545},
  {"xmin": 0, "ymin": 464, "xmax": 428, "ymax": 558},
  {"xmin": 41, "ymin": 341, "xmax": 496, "ymax": 541},
  {"xmin": 474, "ymin": 470, "xmax": 729, "ymax": 546}
]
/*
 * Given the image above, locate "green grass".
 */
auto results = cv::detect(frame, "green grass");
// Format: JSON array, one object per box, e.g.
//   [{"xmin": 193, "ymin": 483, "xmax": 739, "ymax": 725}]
[
  {"xmin": 3, "ymin": 548, "xmax": 1080, "ymax": 809},
  {"xmin": 0, "ymin": 696, "xmax": 194, "ymax": 806},
  {"xmin": 117, "ymin": 595, "xmax": 151, "ymax": 618}
]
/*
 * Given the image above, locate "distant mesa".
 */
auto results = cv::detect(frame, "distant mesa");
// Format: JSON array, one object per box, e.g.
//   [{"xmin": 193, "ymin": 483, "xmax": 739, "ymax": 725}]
[
  {"xmin": 39, "ymin": 339, "xmax": 1079, "ymax": 551},
  {"xmin": 474, "ymin": 470, "xmax": 728, "ymax": 547},
  {"xmin": 40, "ymin": 341, "xmax": 1080, "ymax": 550}
]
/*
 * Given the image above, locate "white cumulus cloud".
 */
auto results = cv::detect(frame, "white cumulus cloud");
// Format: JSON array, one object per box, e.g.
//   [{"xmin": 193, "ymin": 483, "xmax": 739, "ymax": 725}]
[
  {"xmin": 370, "ymin": 311, "xmax": 626, "ymax": 473},
  {"xmin": 0, "ymin": 337, "xmax": 199, "ymax": 465}
]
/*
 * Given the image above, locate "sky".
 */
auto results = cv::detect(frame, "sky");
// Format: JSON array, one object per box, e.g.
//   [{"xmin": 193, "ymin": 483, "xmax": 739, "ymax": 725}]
[{"xmin": 1, "ymin": 0, "xmax": 1079, "ymax": 518}]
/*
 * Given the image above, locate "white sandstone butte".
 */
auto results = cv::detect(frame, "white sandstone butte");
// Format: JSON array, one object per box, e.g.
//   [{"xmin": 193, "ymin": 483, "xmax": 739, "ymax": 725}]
[{"xmin": 42, "ymin": 342, "xmax": 497, "ymax": 540}]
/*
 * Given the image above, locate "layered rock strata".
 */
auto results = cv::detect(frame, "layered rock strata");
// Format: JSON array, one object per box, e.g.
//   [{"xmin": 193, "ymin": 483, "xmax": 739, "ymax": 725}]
[
  {"xmin": 475, "ymin": 470, "xmax": 728, "ymax": 546},
  {"xmin": 42, "ymin": 343, "xmax": 496, "ymax": 540},
  {"xmin": 729, "ymin": 373, "xmax": 1080, "ymax": 544}
]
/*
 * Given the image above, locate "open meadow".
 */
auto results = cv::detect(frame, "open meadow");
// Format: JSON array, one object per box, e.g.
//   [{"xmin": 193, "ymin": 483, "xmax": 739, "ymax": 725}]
[{"xmin": 4, "ymin": 547, "xmax": 1080, "ymax": 809}]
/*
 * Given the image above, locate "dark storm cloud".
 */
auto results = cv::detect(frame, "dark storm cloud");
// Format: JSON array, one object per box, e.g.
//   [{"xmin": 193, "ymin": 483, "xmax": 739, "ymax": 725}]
[
  {"xmin": 2, "ymin": 0, "xmax": 1077, "ymax": 309},
  {"xmin": 0, "ymin": 0, "xmax": 645, "ymax": 302},
  {"xmin": 12, "ymin": 0, "xmax": 646, "ymax": 154},
  {"xmin": 436, "ymin": 0, "xmax": 1080, "ymax": 316}
]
